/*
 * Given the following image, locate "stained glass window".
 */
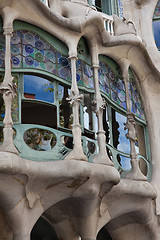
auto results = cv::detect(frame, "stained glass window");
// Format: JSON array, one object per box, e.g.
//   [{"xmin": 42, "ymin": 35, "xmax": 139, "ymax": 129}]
[
  {"xmin": 117, "ymin": 0, "xmax": 123, "ymax": 18},
  {"xmin": 99, "ymin": 60, "xmax": 145, "ymax": 120},
  {"xmin": 0, "ymin": 30, "xmax": 95, "ymax": 88},
  {"xmin": 99, "ymin": 61, "xmax": 126, "ymax": 109},
  {"xmin": 129, "ymin": 76, "xmax": 145, "ymax": 119}
]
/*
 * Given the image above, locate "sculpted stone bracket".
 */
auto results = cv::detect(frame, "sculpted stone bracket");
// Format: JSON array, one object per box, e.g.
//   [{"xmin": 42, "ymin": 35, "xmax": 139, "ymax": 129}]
[{"xmin": 0, "ymin": 154, "xmax": 120, "ymax": 240}]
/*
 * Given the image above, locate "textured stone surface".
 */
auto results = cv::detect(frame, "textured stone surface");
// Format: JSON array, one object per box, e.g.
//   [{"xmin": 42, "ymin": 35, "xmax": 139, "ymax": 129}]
[{"xmin": 0, "ymin": 0, "xmax": 160, "ymax": 239}]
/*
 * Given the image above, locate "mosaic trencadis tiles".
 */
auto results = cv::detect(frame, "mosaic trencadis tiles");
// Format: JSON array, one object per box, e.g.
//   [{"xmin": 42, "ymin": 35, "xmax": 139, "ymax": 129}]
[{"xmin": 99, "ymin": 61, "xmax": 126, "ymax": 109}]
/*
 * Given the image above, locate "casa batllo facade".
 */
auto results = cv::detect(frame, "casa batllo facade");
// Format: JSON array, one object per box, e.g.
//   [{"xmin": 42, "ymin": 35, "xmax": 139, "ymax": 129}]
[{"xmin": 0, "ymin": 0, "xmax": 160, "ymax": 239}]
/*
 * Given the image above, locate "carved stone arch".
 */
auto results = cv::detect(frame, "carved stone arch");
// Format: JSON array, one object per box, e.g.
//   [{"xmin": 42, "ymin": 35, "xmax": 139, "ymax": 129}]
[
  {"xmin": 97, "ymin": 226, "xmax": 112, "ymax": 240},
  {"xmin": 31, "ymin": 216, "xmax": 60, "ymax": 240}
]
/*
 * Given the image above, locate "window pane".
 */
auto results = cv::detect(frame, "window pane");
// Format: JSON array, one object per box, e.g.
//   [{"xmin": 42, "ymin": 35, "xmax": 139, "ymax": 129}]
[
  {"xmin": 61, "ymin": 136, "xmax": 73, "ymax": 149},
  {"xmin": 58, "ymin": 85, "xmax": 72, "ymax": 128},
  {"xmin": 153, "ymin": 20, "xmax": 160, "ymax": 50},
  {"xmin": 24, "ymin": 128, "xmax": 56, "ymax": 151},
  {"xmin": 24, "ymin": 75, "xmax": 54, "ymax": 103},
  {"xmin": 22, "ymin": 101, "xmax": 57, "ymax": 128},
  {"xmin": 135, "ymin": 123, "xmax": 146, "ymax": 158},
  {"xmin": 139, "ymin": 158, "xmax": 148, "ymax": 176},
  {"xmin": 103, "ymin": 106, "xmax": 110, "ymax": 144},
  {"xmin": 112, "ymin": 109, "xmax": 130, "ymax": 154},
  {"xmin": 117, "ymin": 154, "xmax": 131, "ymax": 170},
  {"xmin": 84, "ymin": 93, "xmax": 93, "ymax": 131}
]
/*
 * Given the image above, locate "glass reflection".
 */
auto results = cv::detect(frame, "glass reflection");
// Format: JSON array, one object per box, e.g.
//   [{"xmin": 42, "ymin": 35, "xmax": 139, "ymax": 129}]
[
  {"xmin": 106, "ymin": 147, "xmax": 113, "ymax": 161},
  {"xmin": 58, "ymin": 85, "xmax": 72, "ymax": 128},
  {"xmin": 153, "ymin": 20, "xmax": 160, "ymax": 50},
  {"xmin": 87, "ymin": 140, "xmax": 96, "ymax": 154},
  {"xmin": 117, "ymin": 154, "xmax": 131, "ymax": 170},
  {"xmin": 24, "ymin": 75, "xmax": 54, "ymax": 103},
  {"xmin": 24, "ymin": 128, "xmax": 56, "ymax": 151},
  {"xmin": 139, "ymin": 158, "xmax": 147, "ymax": 176},
  {"xmin": 135, "ymin": 123, "xmax": 146, "ymax": 157},
  {"xmin": 61, "ymin": 136, "xmax": 73, "ymax": 149},
  {"xmin": 103, "ymin": 106, "xmax": 110, "ymax": 144},
  {"xmin": 0, "ymin": 126, "xmax": 3, "ymax": 143},
  {"xmin": 112, "ymin": 109, "xmax": 130, "ymax": 153},
  {"xmin": 84, "ymin": 93, "xmax": 93, "ymax": 131}
]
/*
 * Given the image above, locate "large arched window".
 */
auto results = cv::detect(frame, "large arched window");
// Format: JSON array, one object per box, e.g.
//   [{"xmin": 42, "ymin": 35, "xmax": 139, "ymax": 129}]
[{"xmin": 0, "ymin": 20, "xmax": 151, "ymax": 178}]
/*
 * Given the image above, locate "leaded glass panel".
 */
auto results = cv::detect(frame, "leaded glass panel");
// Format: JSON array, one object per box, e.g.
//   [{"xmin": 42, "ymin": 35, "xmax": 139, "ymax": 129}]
[
  {"xmin": 129, "ymin": 77, "xmax": 145, "ymax": 119},
  {"xmin": 99, "ymin": 61, "xmax": 126, "ymax": 109},
  {"xmin": 0, "ymin": 33, "xmax": 5, "ymax": 68},
  {"xmin": 57, "ymin": 53, "xmax": 71, "ymax": 81},
  {"xmin": 82, "ymin": 62, "xmax": 94, "ymax": 88}
]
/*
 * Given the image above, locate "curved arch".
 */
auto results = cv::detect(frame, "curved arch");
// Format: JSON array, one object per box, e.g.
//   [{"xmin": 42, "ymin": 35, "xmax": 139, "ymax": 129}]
[{"xmin": 31, "ymin": 216, "xmax": 60, "ymax": 240}]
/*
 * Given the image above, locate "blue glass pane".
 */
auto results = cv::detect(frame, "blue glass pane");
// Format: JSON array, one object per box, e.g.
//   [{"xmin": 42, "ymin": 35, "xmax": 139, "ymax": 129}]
[
  {"xmin": 113, "ymin": 111, "xmax": 130, "ymax": 154},
  {"xmin": 153, "ymin": 20, "xmax": 160, "ymax": 50},
  {"xmin": 99, "ymin": 61, "xmax": 126, "ymax": 109},
  {"xmin": 118, "ymin": 0, "xmax": 123, "ymax": 18},
  {"xmin": 24, "ymin": 75, "xmax": 54, "ymax": 103},
  {"xmin": 129, "ymin": 77, "xmax": 145, "ymax": 119},
  {"xmin": 82, "ymin": 62, "xmax": 94, "ymax": 88}
]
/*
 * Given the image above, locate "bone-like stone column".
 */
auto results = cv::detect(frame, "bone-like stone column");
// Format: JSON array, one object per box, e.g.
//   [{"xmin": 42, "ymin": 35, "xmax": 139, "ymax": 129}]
[
  {"xmin": 81, "ymin": 238, "xmax": 96, "ymax": 240},
  {"xmin": 0, "ymin": 26, "xmax": 18, "ymax": 154},
  {"xmin": 92, "ymin": 64, "xmax": 113, "ymax": 165},
  {"xmin": 123, "ymin": 74, "xmax": 146, "ymax": 181},
  {"xmin": 65, "ymin": 55, "xmax": 87, "ymax": 161},
  {"xmin": 13, "ymin": 233, "xmax": 30, "ymax": 240}
]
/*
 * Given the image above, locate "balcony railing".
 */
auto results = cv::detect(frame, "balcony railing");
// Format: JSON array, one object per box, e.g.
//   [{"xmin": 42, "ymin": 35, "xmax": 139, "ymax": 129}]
[{"xmin": 101, "ymin": 13, "xmax": 114, "ymax": 35}]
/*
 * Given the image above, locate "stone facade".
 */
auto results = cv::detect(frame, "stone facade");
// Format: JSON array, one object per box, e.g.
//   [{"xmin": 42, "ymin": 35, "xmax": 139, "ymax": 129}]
[{"xmin": 0, "ymin": 0, "xmax": 160, "ymax": 239}]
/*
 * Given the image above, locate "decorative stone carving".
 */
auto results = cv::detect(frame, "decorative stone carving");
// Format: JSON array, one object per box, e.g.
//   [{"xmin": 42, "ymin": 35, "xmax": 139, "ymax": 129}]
[
  {"xmin": 0, "ymin": 25, "xmax": 18, "ymax": 154},
  {"xmin": 65, "ymin": 56, "xmax": 87, "ymax": 161},
  {"xmin": 123, "ymin": 76, "xmax": 146, "ymax": 181},
  {"xmin": 92, "ymin": 65, "xmax": 113, "ymax": 166}
]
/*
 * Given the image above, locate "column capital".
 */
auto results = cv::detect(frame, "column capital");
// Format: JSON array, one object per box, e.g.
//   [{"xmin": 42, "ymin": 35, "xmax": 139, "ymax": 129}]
[
  {"xmin": 3, "ymin": 26, "xmax": 13, "ymax": 36},
  {"xmin": 92, "ymin": 64, "xmax": 99, "ymax": 69},
  {"xmin": 68, "ymin": 55, "xmax": 78, "ymax": 60}
]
